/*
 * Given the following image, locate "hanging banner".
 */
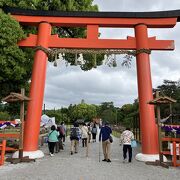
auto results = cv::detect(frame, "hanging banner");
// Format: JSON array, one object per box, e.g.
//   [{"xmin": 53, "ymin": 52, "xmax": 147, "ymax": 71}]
[
  {"xmin": 0, "ymin": 120, "xmax": 20, "ymax": 129},
  {"xmin": 40, "ymin": 114, "xmax": 56, "ymax": 128}
]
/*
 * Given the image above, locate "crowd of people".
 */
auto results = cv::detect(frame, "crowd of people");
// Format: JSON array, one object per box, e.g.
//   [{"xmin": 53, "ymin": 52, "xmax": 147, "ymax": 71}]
[{"xmin": 47, "ymin": 121, "xmax": 135, "ymax": 163}]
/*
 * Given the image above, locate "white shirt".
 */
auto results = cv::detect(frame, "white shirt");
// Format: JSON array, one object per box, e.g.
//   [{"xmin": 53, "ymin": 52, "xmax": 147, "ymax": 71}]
[
  {"xmin": 81, "ymin": 126, "xmax": 88, "ymax": 138},
  {"xmin": 120, "ymin": 130, "xmax": 134, "ymax": 145}
]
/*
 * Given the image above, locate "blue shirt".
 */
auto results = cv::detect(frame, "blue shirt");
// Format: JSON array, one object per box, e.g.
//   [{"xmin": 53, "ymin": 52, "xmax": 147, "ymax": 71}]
[{"xmin": 99, "ymin": 125, "xmax": 112, "ymax": 141}]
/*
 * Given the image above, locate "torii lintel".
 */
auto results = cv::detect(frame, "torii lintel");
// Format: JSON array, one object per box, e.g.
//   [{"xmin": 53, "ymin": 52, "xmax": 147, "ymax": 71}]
[{"xmin": 18, "ymin": 34, "xmax": 174, "ymax": 50}]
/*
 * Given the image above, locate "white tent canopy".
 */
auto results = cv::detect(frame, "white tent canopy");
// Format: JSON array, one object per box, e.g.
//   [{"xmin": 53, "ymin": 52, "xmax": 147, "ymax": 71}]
[{"xmin": 40, "ymin": 114, "xmax": 56, "ymax": 128}]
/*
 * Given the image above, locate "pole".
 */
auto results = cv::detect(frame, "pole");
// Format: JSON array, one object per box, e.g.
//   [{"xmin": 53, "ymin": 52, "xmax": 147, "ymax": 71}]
[
  {"xmin": 156, "ymin": 91, "xmax": 163, "ymax": 163},
  {"xmin": 43, "ymin": 104, "xmax": 46, "ymax": 114},
  {"xmin": 116, "ymin": 109, "xmax": 117, "ymax": 125},
  {"xmin": 19, "ymin": 88, "xmax": 25, "ymax": 159},
  {"xmin": 86, "ymin": 137, "xmax": 89, "ymax": 157},
  {"xmin": 99, "ymin": 140, "xmax": 101, "ymax": 162}
]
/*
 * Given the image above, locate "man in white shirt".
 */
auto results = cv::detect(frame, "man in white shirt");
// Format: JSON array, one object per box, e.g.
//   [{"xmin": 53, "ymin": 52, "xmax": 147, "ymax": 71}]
[{"xmin": 120, "ymin": 127, "xmax": 134, "ymax": 163}]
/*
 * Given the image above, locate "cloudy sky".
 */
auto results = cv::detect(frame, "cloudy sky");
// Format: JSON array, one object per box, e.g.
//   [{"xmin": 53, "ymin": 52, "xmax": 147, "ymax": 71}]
[{"xmin": 43, "ymin": 0, "xmax": 180, "ymax": 109}]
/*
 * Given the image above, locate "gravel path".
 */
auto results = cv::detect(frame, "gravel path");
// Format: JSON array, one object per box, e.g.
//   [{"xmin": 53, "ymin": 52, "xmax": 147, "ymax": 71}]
[{"xmin": 0, "ymin": 136, "xmax": 179, "ymax": 180}]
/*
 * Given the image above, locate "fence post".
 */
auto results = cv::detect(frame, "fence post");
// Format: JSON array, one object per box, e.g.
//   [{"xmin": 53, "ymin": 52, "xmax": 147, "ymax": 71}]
[
  {"xmin": 173, "ymin": 141, "xmax": 177, "ymax": 167},
  {"xmin": 0, "ymin": 140, "xmax": 6, "ymax": 165}
]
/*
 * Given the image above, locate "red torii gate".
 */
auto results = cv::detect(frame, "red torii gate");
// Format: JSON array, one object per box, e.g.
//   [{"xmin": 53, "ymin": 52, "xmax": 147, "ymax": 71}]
[{"xmin": 4, "ymin": 7, "xmax": 179, "ymax": 160}]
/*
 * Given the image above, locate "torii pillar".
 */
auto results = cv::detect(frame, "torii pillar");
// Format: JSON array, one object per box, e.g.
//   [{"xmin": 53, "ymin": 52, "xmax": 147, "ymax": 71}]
[
  {"xmin": 135, "ymin": 24, "xmax": 159, "ymax": 161},
  {"xmin": 23, "ymin": 22, "xmax": 51, "ymax": 158}
]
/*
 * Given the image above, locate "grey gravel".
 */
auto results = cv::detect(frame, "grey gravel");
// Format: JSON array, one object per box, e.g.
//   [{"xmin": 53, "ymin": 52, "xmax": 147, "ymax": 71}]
[{"xmin": 0, "ymin": 136, "xmax": 179, "ymax": 180}]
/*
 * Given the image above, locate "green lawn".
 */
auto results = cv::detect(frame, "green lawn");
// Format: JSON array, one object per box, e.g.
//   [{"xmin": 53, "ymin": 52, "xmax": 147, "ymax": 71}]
[{"xmin": 112, "ymin": 130, "xmax": 121, "ymax": 138}]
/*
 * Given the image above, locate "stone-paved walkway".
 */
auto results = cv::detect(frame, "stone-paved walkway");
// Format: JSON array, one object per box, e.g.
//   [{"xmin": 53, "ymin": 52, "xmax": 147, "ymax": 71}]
[{"xmin": 0, "ymin": 136, "xmax": 180, "ymax": 180}]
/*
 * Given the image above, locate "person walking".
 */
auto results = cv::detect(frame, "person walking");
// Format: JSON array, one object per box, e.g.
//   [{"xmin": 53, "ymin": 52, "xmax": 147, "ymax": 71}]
[
  {"xmin": 81, "ymin": 123, "xmax": 88, "ymax": 147},
  {"xmin": 99, "ymin": 122, "xmax": 112, "ymax": 162},
  {"xmin": 87, "ymin": 123, "xmax": 92, "ymax": 143},
  {"xmin": 48, "ymin": 125, "xmax": 59, "ymax": 156},
  {"xmin": 70, "ymin": 122, "xmax": 81, "ymax": 155},
  {"xmin": 59, "ymin": 122, "xmax": 66, "ymax": 142},
  {"xmin": 91, "ymin": 123, "xmax": 97, "ymax": 142},
  {"xmin": 56, "ymin": 126, "xmax": 64, "ymax": 152},
  {"xmin": 120, "ymin": 127, "xmax": 134, "ymax": 163}
]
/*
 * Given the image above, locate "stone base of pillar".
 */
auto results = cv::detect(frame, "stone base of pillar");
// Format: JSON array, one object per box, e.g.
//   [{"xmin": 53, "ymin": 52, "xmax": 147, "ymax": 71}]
[
  {"xmin": 12, "ymin": 150, "xmax": 44, "ymax": 159},
  {"xmin": 135, "ymin": 153, "xmax": 167, "ymax": 162}
]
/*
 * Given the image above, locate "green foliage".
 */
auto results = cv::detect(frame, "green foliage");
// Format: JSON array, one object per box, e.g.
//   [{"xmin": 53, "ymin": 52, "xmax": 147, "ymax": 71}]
[
  {"xmin": 45, "ymin": 103, "xmax": 97, "ymax": 124},
  {"xmin": 101, "ymin": 109, "xmax": 116, "ymax": 124},
  {"xmin": 3, "ymin": 103, "xmax": 21, "ymax": 118},
  {"xmin": 0, "ymin": 12, "xmax": 25, "ymax": 45},
  {"xmin": 0, "ymin": 10, "xmax": 31, "ymax": 101},
  {"xmin": 0, "ymin": 0, "xmax": 101, "ymax": 71},
  {"xmin": 157, "ymin": 80, "xmax": 178, "ymax": 98},
  {"xmin": 80, "ymin": 54, "xmax": 104, "ymax": 71},
  {"xmin": 100, "ymin": 102, "xmax": 114, "ymax": 111},
  {"xmin": 71, "ymin": 103, "xmax": 97, "ymax": 122},
  {"xmin": 45, "ymin": 111, "xmax": 62, "ymax": 124},
  {"xmin": 121, "ymin": 104, "xmax": 134, "ymax": 113},
  {"xmin": 45, "ymin": 108, "xmax": 70, "ymax": 124},
  {"xmin": 0, "ymin": 111, "xmax": 11, "ymax": 120},
  {"xmin": 34, "ymin": 0, "xmax": 98, "ymax": 11},
  {"xmin": 0, "ymin": 0, "xmax": 100, "ymax": 116},
  {"xmin": 156, "ymin": 79, "xmax": 180, "ymax": 118},
  {"xmin": 118, "ymin": 101, "xmax": 139, "ymax": 127},
  {"xmin": 98, "ymin": 102, "xmax": 117, "ymax": 124}
]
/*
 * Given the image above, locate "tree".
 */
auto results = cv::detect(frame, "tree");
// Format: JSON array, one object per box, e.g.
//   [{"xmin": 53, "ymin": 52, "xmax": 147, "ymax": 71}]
[
  {"xmin": 0, "ymin": 0, "xmax": 100, "ymax": 72},
  {"xmin": 98, "ymin": 102, "xmax": 117, "ymax": 124},
  {"xmin": 0, "ymin": 111, "xmax": 11, "ymax": 120},
  {"xmin": 156, "ymin": 80, "xmax": 178, "ymax": 98},
  {"xmin": 0, "ymin": 10, "xmax": 29, "ymax": 99},
  {"xmin": 0, "ymin": 0, "xmax": 99, "ymax": 115},
  {"xmin": 117, "ymin": 100, "xmax": 139, "ymax": 127},
  {"xmin": 100, "ymin": 109, "xmax": 116, "ymax": 124},
  {"xmin": 71, "ymin": 103, "xmax": 97, "ymax": 122},
  {"xmin": 156, "ymin": 79, "xmax": 180, "ymax": 117},
  {"xmin": 100, "ymin": 102, "xmax": 114, "ymax": 111}
]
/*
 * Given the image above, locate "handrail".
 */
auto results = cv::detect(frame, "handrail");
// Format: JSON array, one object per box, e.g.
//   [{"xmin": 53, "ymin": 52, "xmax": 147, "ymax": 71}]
[
  {"xmin": 0, "ymin": 134, "xmax": 20, "ymax": 138},
  {"xmin": 161, "ymin": 137, "xmax": 180, "ymax": 167},
  {"xmin": 162, "ymin": 137, "xmax": 180, "ymax": 142},
  {"xmin": 0, "ymin": 133, "xmax": 20, "ymax": 151}
]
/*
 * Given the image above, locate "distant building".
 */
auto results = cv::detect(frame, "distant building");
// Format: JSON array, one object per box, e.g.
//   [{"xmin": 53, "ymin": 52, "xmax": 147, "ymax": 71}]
[{"xmin": 81, "ymin": 99, "xmax": 85, "ymax": 104}]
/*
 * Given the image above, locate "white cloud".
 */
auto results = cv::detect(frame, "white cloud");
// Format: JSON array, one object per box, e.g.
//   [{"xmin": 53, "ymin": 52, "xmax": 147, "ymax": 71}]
[{"xmin": 43, "ymin": 0, "xmax": 180, "ymax": 109}]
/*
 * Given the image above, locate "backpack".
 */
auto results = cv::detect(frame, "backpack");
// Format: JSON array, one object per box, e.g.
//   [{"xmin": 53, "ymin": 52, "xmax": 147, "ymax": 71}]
[
  {"xmin": 91, "ymin": 127, "xmax": 97, "ymax": 134},
  {"xmin": 70, "ymin": 127, "xmax": 78, "ymax": 140}
]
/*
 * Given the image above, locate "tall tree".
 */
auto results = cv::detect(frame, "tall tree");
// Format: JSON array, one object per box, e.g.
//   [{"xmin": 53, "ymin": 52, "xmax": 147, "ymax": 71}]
[
  {"xmin": 71, "ymin": 103, "xmax": 97, "ymax": 122},
  {"xmin": 156, "ymin": 79, "xmax": 180, "ymax": 117},
  {"xmin": 0, "ymin": 0, "xmax": 100, "ymax": 114},
  {"xmin": 98, "ymin": 102, "xmax": 118, "ymax": 124},
  {"xmin": 156, "ymin": 80, "xmax": 178, "ymax": 98},
  {"xmin": 0, "ymin": 10, "xmax": 28, "ymax": 100}
]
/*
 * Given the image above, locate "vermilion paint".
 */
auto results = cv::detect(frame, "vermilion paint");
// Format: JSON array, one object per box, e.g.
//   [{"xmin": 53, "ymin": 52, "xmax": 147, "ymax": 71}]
[
  {"xmin": 135, "ymin": 24, "xmax": 158, "ymax": 154},
  {"xmin": 23, "ymin": 22, "xmax": 51, "ymax": 151},
  {"xmin": 12, "ymin": 14, "xmax": 176, "ymax": 154}
]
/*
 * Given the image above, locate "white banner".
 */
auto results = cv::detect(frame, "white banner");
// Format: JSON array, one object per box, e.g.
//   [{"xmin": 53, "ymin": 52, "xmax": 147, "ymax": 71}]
[{"xmin": 40, "ymin": 114, "xmax": 56, "ymax": 128}]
